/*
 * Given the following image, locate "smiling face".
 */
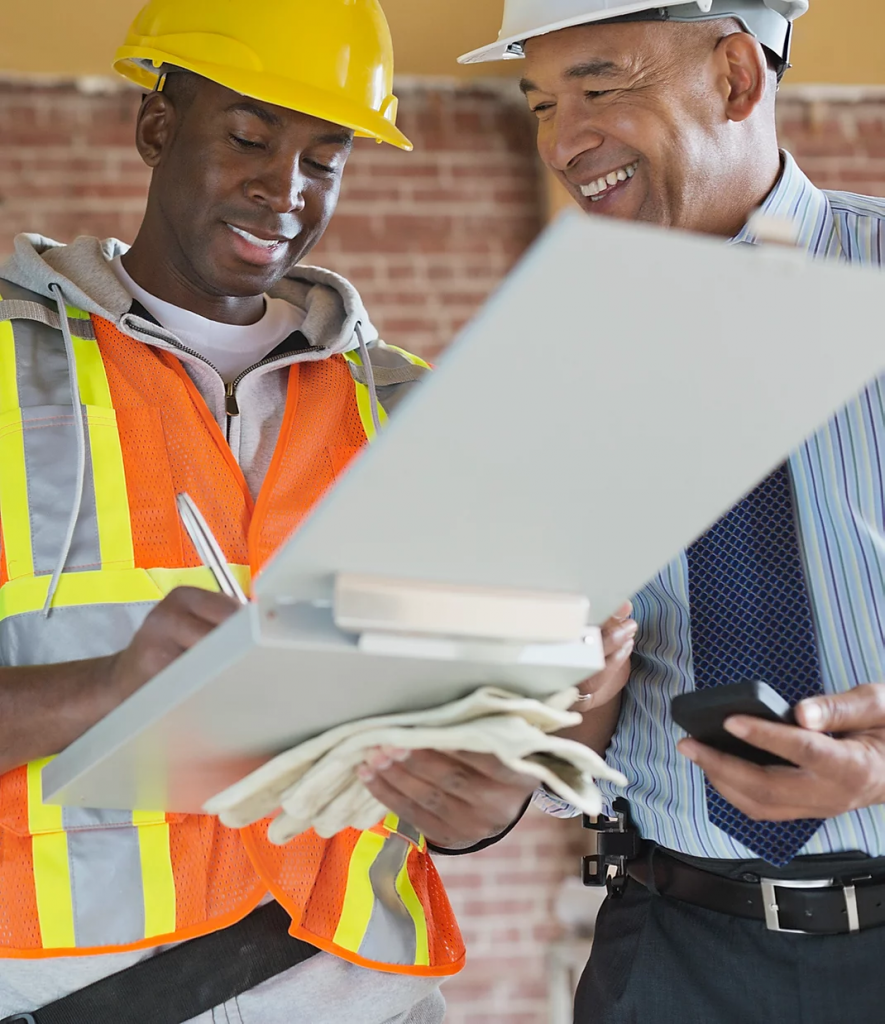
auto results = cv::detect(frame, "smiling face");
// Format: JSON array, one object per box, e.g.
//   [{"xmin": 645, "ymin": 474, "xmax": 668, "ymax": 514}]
[
  {"xmin": 521, "ymin": 20, "xmax": 777, "ymax": 236},
  {"xmin": 128, "ymin": 74, "xmax": 354, "ymax": 321}
]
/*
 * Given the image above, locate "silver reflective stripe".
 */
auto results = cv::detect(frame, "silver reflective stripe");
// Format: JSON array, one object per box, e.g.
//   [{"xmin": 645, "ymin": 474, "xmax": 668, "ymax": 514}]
[
  {"xmin": 359, "ymin": 834, "xmax": 417, "ymax": 965},
  {"xmin": 20, "ymin": 406, "xmax": 101, "ymax": 576},
  {"xmin": 0, "ymin": 602, "xmax": 156, "ymax": 666},
  {"xmin": 10, "ymin": 315, "xmax": 104, "ymax": 576},
  {"xmin": 12, "ymin": 315, "xmax": 78, "ymax": 408},
  {"xmin": 0, "ymin": 299, "xmax": 96, "ymax": 341},
  {"xmin": 67, "ymin": 826, "xmax": 146, "ymax": 947},
  {"xmin": 397, "ymin": 820, "xmax": 423, "ymax": 847},
  {"xmin": 63, "ymin": 806, "xmax": 133, "ymax": 829}
]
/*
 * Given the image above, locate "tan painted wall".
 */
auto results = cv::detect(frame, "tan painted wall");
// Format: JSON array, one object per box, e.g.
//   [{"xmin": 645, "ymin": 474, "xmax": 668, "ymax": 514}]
[{"xmin": 0, "ymin": 1, "xmax": 882, "ymax": 84}]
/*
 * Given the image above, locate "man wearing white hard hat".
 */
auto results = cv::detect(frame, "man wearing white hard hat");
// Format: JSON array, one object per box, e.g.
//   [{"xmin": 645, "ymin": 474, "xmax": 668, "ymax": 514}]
[{"xmin": 462, "ymin": 3, "xmax": 885, "ymax": 1022}]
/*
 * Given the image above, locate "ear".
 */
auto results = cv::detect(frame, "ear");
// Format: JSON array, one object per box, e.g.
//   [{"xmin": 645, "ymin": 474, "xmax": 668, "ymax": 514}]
[
  {"xmin": 134, "ymin": 91, "xmax": 177, "ymax": 169},
  {"xmin": 716, "ymin": 32, "xmax": 770, "ymax": 123}
]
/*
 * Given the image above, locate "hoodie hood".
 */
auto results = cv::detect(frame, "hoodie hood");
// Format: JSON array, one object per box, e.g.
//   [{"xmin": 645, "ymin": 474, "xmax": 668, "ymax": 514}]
[{"xmin": 0, "ymin": 233, "xmax": 379, "ymax": 356}]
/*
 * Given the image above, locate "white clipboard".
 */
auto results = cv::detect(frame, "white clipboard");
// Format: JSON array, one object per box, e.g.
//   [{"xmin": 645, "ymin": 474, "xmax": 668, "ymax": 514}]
[{"xmin": 44, "ymin": 213, "xmax": 884, "ymax": 813}]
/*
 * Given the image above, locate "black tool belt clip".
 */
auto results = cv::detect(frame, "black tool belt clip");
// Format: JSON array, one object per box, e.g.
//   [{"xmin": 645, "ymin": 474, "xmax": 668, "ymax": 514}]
[{"xmin": 582, "ymin": 797, "xmax": 641, "ymax": 898}]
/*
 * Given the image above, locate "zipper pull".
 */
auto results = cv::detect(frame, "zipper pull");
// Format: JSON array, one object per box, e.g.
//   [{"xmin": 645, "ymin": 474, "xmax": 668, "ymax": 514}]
[{"xmin": 225, "ymin": 382, "xmax": 240, "ymax": 417}]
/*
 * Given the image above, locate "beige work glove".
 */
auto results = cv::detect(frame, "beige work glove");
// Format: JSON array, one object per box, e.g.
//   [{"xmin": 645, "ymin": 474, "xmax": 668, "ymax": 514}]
[{"xmin": 203, "ymin": 686, "xmax": 627, "ymax": 844}]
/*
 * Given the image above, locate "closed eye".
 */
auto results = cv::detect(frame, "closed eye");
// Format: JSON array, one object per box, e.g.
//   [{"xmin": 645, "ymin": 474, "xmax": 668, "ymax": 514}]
[{"xmin": 230, "ymin": 134, "xmax": 263, "ymax": 149}]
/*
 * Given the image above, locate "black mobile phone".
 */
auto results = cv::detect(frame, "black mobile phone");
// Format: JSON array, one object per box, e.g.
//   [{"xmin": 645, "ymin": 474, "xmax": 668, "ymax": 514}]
[{"xmin": 670, "ymin": 681, "xmax": 797, "ymax": 767}]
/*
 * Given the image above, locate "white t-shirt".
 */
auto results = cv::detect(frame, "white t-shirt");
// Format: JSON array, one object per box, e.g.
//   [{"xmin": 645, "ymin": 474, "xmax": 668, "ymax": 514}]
[{"xmin": 110, "ymin": 256, "xmax": 306, "ymax": 383}]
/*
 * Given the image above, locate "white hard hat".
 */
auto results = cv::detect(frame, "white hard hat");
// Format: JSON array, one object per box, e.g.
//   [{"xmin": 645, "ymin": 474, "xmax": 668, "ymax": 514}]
[{"xmin": 459, "ymin": 0, "xmax": 809, "ymax": 75}]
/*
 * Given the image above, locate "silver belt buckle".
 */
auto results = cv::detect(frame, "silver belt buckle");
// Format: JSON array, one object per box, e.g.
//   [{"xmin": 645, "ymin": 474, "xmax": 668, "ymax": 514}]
[{"xmin": 760, "ymin": 877, "xmax": 860, "ymax": 934}]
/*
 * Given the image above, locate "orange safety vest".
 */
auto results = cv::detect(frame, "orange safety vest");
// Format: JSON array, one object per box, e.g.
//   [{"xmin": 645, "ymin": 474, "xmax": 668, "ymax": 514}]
[{"xmin": 0, "ymin": 281, "xmax": 464, "ymax": 976}]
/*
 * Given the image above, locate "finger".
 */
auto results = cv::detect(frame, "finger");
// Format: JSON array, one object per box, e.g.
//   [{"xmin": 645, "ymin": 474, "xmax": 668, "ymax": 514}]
[
  {"xmin": 612, "ymin": 601, "xmax": 633, "ymax": 622},
  {"xmin": 358, "ymin": 761, "xmax": 502, "ymax": 846},
  {"xmin": 796, "ymin": 684, "xmax": 885, "ymax": 734},
  {"xmin": 702, "ymin": 773, "xmax": 813, "ymax": 823},
  {"xmin": 578, "ymin": 648, "xmax": 633, "ymax": 706},
  {"xmin": 144, "ymin": 604, "xmax": 225, "ymax": 652},
  {"xmin": 161, "ymin": 586, "xmax": 242, "ymax": 626},
  {"xmin": 600, "ymin": 619, "xmax": 638, "ymax": 658},
  {"xmin": 358, "ymin": 770, "xmax": 467, "ymax": 847},
  {"xmin": 371, "ymin": 750, "xmax": 534, "ymax": 828},
  {"xmin": 723, "ymin": 715, "xmax": 841, "ymax": 770},
  {"xmin": 369, "ymin": 749, "xmax": 518, "ymax": 805},
  {"xmin": 679, "ymin": 739, "xmax": 826, "ymax": 820},
  {"xmin": 441, "ymin": 749, "xmax": 535, "ymax": 789}
]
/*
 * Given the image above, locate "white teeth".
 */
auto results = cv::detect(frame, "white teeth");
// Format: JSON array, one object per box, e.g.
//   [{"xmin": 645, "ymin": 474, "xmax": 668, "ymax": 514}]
[
  {"xmin": 228, "ymin": 224, "xmax": 283, "ymax": 249},
  {"xmin": 580, "ymin": 162, "xmax": 638, "ymax": 198}
]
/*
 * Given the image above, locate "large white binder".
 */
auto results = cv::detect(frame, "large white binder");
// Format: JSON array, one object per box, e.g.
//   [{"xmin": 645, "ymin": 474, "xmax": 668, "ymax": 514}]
[{"xmin": 44, "ymin": 213, "xmax": 884, "ymax": 813}]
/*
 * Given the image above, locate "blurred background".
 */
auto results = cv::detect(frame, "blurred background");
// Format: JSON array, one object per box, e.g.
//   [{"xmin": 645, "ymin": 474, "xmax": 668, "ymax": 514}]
[{"xmin": 1, "ymin": 2, "xmax": 882, "ymax": 1021}]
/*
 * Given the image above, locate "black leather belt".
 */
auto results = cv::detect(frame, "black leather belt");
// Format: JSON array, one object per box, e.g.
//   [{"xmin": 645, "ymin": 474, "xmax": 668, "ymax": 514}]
[{"xmin": 628, "ymin": 849, "xmax": 885, "ymax": 935}]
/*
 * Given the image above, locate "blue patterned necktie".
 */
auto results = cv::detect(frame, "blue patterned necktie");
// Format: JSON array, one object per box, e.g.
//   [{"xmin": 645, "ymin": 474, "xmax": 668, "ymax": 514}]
[{"xmin": 687, "ymin": 461, "xmax": 824, "ymax": 867}]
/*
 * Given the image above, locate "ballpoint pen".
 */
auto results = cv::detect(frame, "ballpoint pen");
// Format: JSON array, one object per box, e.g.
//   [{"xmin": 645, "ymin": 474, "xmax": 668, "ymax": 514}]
[{"xmin": 176, "ymin": 492, "xmax": 250, "ymax": 606}]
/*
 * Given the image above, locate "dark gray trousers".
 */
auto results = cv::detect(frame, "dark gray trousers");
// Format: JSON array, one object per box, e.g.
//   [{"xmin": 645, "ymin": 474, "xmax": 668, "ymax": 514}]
[{"xmin": 575, "ymin": 875, "xmax": 885, "ymax": 1024}]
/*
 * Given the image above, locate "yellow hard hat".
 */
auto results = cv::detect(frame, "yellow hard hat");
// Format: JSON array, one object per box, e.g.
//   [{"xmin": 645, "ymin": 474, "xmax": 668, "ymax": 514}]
[{"xmin": 114, "ymin": 0, "xmax": 412, "ymax": 151}]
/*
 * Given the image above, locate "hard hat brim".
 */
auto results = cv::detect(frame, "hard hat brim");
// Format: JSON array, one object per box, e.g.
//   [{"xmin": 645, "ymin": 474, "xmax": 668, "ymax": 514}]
[
  {"xmin": 458, "ymin": 0, "xmax": 807, "ymax": 64},
  {"xmin": 114, "ymin": 48, "xmax": 413, "ymax": 151},
  {"xmin": 458, "ymin": 0, "xmax": 694, "ymax": 63}
]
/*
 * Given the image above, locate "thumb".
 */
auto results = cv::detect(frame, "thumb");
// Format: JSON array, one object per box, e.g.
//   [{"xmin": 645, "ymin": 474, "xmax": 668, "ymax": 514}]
[{"xmin": 796, "ymin": 684, "xmax": 885, "ymax": 734}]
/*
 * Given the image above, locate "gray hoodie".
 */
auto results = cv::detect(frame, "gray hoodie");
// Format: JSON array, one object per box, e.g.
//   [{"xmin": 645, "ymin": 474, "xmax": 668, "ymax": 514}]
[
  {"xmin": 0, "ymin": 233, "xmax": 384, "ymax": 498},
  {"xmin": 0, "ymin": 236, "xmax": 442, "ymax": 1022}
]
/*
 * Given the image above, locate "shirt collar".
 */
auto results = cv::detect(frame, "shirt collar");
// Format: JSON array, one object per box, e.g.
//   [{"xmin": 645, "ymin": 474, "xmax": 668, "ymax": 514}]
[{"xmin": 730, "ymin": 151, "xmax": 834, "ymax": 257}]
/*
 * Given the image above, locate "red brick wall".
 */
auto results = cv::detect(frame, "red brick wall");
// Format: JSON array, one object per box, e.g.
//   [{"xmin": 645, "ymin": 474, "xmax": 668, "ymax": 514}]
[
  {"xmin": 1, "ymin": 79, "xmax": 884, "ymax": 1023},
  {"xmin": 310, "ymin": 82, "xmax": 544, "ymax": 360},
  {"xmin": 0, "ymin": 79, "xmax": 544, "ymax": 361},
  {"xmin": 438, "ymin": 809, "xmax": 582, "ymax": 1024},
  {"xmin": 778, "ymin": 90, "xmax": 885, "ymax": 197}
]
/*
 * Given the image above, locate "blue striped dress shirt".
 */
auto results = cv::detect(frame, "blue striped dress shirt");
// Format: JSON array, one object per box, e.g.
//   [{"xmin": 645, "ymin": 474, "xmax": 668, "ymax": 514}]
[{"xmin": 584, "ymin": 153, "xmax": 885, "ymax": 858}]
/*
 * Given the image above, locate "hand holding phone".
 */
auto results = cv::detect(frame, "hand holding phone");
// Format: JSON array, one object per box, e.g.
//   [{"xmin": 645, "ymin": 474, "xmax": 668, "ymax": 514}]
[{"xmin": 671, "ymin": 681, "xmax": 797, "ymax": 767}]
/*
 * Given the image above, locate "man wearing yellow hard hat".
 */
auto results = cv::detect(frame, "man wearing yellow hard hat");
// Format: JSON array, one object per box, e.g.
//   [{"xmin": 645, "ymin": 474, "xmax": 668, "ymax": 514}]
[{"xmin": 0, "ymin": 1, "xmax": 541, "ymax": 1020}]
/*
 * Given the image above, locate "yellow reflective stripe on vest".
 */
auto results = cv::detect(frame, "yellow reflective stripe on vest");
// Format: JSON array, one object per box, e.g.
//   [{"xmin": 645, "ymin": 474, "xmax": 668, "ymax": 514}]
[
  {"xmin": 132, "ymin": 811, "xmax": 177, "ymax": 939},
  {"xmin": 334, "ymin": 823, "xmax": 430, "ymax": 966},
  {"xmin": 0, "ymin": 319, "xmax": 35, "ymax": 580},
  {"xmin": 71, "ymin": 335, "xmax": 136, "ymax": 571},
  {"xmin": 334, "ymin": 829, "xmax": 387, "ymax": 953},
  {"xmin": 0, "ymin": 565, "xmax": 252, "ymax": 619},
  {"xmin": 381, "ymin": 812, "xmax": 430, "ymax": 966},
  {"xmin": 396, "ymin": 853, "xmax": 430, "ymax": 967},
  {"xmin": 148, "ymin": 565, "xmax": 251, "ymax": 599},
  {"xmin": 27, "ymin": 759, "xmax": 77, "ymax": 949},
  {"xmin": 25, "ymin": 771, "xmax": 177, "ymax": 949},
  {"xmin": 343, "ymin": 350, "xmax": 389, "ymax": 442}
]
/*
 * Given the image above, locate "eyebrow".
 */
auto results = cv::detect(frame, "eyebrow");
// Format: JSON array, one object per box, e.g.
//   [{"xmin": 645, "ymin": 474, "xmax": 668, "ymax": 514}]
[
  {"xmin": 313, "ymin": 131, "xmax": 354, "ymax": 148},
  {"xmin": 520, "ymin": 58, "xmax": 624, "ymax": 95},
  {"xmin": 226, "ymin": 101, "xmax": 284, "ymax": 128},
  {"xmin": 225, "ymin": 102, "xmax": 353, "ymax": 147}
]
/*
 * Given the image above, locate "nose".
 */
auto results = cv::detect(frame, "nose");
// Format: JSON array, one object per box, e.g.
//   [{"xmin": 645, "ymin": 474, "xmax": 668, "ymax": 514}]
[
  {"xmin": 542, "ymin": 105, "xmax": 605, "ymax": 174},
  {"xmin": 246, "ymin": 151, "xmax": 307, "ymax": 215}
]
